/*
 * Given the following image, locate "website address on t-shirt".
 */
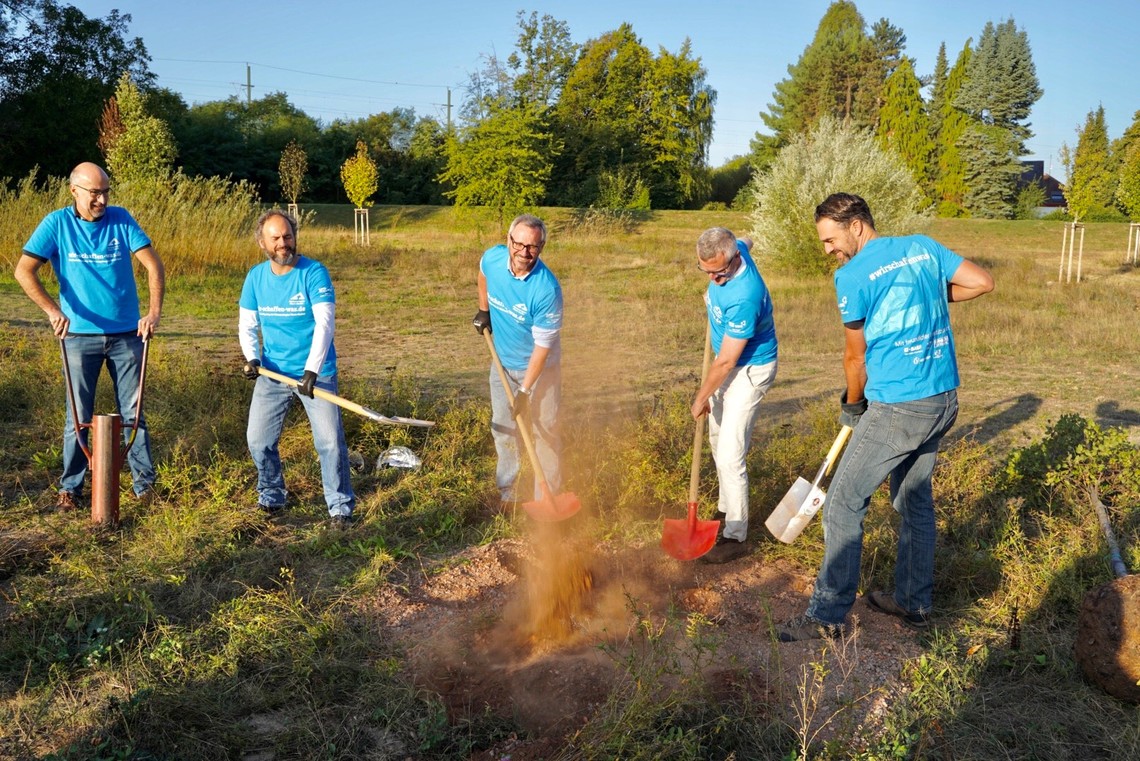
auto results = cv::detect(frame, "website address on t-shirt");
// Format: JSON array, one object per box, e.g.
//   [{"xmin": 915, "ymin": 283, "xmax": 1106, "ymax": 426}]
[{"xmin": 868, "ymin": 252, "xmax": 931, "ymax": 281}]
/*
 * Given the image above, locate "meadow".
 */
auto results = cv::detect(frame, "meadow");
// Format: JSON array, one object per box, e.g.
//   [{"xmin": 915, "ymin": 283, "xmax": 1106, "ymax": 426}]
[{"xmin": 1, "ymin": 196, "xmax": 1139, "ymax": 759}]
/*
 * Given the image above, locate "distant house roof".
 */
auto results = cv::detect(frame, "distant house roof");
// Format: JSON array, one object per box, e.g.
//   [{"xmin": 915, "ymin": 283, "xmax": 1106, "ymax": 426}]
[{"xmin": 1020, "ymin": 160, "xmax": 1066, "ymax": 207}]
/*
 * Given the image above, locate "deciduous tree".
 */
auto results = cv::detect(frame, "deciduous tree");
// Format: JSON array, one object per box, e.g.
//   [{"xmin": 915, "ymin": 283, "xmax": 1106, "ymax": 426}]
[
  {"xmin": 340, "ymin": 140, "xmax": 379, "ymax": 209},
  {"xmin": 439, "ymin": 105, "xmax": 556, "ymax": 222},
  {"xmin": 103, "ymin": 73, "xmax": 176, "ymax": 184},
  {"xmin": 278, "ymin": 140, "xmax": 308, "ymax": 205},
  {"xmin": 0, "ymin": 0, "xmax": 152, "ymax": 179}
]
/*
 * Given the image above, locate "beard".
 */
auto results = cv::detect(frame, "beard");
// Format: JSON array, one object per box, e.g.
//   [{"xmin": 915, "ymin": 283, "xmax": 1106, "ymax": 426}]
[{"xmin": 263, "ymin": 246, "xmax": 298, "ymax": 266}]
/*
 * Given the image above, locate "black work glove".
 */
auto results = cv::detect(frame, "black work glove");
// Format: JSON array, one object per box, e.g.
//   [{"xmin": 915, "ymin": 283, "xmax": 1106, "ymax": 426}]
[
  {"xmin": 299, "ymin": 370, "xmax": 318, "ymax": 399},
  {"xmin": 511, "ymin": 386, "xmax": 531, "ymax": 420},
  {"xmin": 242, "ymin": 358, "xmax": 261, "ymax": 380},
  {"xmin": 473, "ymin": 309, "xmax": 492, "ymax": 335},
  {"xmin": 839, "ymin": 391, "xmax": 868, "ymax": 429}
]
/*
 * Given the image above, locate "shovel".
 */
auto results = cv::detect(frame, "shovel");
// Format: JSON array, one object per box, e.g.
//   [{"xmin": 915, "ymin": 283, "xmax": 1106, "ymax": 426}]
[
  {"xmin": 256, "ymin": 366, "xmax": 435, "ymax": 427},
  {"xmin": 765, "ymin": 425, "xmax": 853, "ymax": 543},
  {"xmin": 660, "ymin": 324, "xmax": 721, "ymax": 561},
  {"xmin": 482, "ymin": 329, "xmax": 580, "ymax": 522}
]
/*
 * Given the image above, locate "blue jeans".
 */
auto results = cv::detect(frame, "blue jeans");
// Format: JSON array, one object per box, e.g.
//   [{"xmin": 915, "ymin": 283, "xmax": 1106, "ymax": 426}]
[
  {"xmin": 807, "ymin": 390, "xmax": 958, "ymax": 625},
  {"xmin": 489, "ymin": 362, "xmax": 562, "ymax": 502},
  {"xmin": 60, "ymin": 333, "xmax": 155, "ymax": 497},
  {"xmin": 246, "ymin": 373, "xmax": 355, "ymax": 516}
]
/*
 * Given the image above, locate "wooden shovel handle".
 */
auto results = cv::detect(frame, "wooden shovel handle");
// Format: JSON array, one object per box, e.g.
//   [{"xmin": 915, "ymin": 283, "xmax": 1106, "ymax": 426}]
[
  {"xmin": 482, "ymin": 329, "xmax": 554, "ymax": 496},
  {"xmin": 256, "ymin": 366, "xmax": 434, "ymax": 427},
  {"xmin": 689, "ymin": 322, "xmax": 713, "ymax": 504}
]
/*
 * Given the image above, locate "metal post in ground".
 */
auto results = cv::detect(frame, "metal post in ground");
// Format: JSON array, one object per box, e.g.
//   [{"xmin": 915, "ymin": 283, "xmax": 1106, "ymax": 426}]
[{"xmin": 90, "ymin": 413, "xmax": 122, "ymax": 527}]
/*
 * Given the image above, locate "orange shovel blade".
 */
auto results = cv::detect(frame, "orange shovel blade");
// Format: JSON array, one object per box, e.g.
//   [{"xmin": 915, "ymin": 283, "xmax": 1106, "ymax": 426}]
[
  {"xmin": 522, "ymin": 490, "xmax": 582, "ymax": 522},
  {"xmin": 661, "ymin": 502, "xmax": 720, "ymax": 561}
]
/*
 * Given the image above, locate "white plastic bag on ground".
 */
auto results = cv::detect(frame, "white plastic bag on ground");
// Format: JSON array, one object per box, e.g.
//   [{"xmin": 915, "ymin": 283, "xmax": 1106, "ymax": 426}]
[{"xmin": 376, "ymin": 446, "xmax": 422, "ymax": 471}]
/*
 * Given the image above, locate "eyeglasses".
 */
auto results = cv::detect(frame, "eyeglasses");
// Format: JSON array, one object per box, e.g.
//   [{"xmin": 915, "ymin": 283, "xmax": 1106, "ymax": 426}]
[
  {"xmin": 74, "ymin": 184, "xmax": 111, "ymax": 199},
  {"xmin": 696, "ymin": 253, "xmax": 738, "ymax": 280},
  {"xmin": 509, "ymin": 235, "xmax": 543, "ymax": 254}
]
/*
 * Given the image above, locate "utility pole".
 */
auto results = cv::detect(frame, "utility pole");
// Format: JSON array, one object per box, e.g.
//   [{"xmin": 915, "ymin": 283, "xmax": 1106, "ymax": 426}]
[
  {"xmin": 446, "ymin": 87, "xmax": 452, "ymax": 131},
  {"xmin": 245, "ymin": 63, "xmax": 252, "ymax": 105}
]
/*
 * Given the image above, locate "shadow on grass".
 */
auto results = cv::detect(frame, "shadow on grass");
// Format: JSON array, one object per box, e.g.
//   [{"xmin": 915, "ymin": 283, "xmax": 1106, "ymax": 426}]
[{"xmin": 953, "ymin": 392, "xmax": 1042, "ymax": 445}]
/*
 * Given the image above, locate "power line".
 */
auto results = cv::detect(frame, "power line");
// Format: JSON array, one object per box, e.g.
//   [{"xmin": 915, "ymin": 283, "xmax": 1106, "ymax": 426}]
[{"xmin": 154, "ymin": 57, "xmax": 458, "ymax": 90}]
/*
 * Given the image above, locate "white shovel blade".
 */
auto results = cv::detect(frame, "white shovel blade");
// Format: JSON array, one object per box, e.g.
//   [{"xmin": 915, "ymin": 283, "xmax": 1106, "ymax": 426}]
[{"xmin": 766, "ymin": 479, "xmax": 828, "ymax": 544}]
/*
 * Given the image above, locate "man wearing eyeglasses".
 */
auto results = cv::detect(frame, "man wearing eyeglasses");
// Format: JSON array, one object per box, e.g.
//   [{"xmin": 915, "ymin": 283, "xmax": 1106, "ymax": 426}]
[
  {"xmin": 14, "ymin": 162, "xmax": 165, "ymax": 513},
  {"xmin": 690, "ymin": 227, "xmax": 778, "ymax": 563},
  {"xmin": 472, "ymin": 214, "xmax": 564, "ymax": 508}
]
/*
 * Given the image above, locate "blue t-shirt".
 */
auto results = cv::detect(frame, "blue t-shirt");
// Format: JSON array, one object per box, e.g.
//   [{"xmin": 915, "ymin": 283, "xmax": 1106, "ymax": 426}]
[
  {"xmin": 480, "ymin": 244, "xmax": 563, "ymax": 371},
  {"xmin": 704, "ymin": 242, "xmax": 778, "ymax": 366},
  {"xmin": 239, "ymin": 257, "xmax": 338, "ymax": 377},
  {"xmin": 834, "ymin": 235, "xmax": 965, "ymax": 404},
  {"xmin": 23, "ymin": 206, "xmax": 151, "ymax": 334}
]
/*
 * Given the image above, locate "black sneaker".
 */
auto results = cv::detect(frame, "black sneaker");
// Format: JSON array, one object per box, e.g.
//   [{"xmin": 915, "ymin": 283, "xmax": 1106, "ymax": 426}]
[
  {"xmin": 259, "ymin": 502, "xmax": 284, "ymax": 515},
  {"xmin": 776, "ymin": 613, "xmax": 847, "ymax": 642},
  {"xmin": 329, "ymin": 514, "xmax": 354, "ymax": 530},
  {"xmin": 866, "ymin": 590, "xmax": 930, "ymax": 629},
  {"xmin": 701, "ymin": 536, "xmax": 749, "ymax": 564}
]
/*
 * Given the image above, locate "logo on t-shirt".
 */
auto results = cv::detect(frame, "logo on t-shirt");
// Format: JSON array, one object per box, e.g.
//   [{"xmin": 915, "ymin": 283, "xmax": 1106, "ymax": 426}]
[{"xmin": 289, "ymin": 292, "xmax": 306, "ymax": 305}]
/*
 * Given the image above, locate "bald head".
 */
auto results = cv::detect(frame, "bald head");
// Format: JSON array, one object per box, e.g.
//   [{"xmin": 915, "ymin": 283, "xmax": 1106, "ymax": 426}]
[{"xmin": 69, "ymin": 162, "xmax": 111, "ymax": 222}]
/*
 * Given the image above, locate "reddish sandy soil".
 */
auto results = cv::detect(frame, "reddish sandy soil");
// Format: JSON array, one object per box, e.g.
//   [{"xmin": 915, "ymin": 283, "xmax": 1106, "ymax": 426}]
[{"xmin": 357, "ymin": 521, "xmax": 926, "ymax": 757}]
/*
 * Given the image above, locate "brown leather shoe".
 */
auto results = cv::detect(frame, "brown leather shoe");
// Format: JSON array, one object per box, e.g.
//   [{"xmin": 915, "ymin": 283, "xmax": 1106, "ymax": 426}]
[{"xmin": 56, "ymin": 491, "xmax": 79, "ymax": 512}]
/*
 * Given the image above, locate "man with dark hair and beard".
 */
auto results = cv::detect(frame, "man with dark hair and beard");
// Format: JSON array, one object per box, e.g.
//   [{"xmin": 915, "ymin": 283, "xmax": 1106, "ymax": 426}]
[{"xmin": 238, "ymin": 210, "xmax": 355, "ymax": 528}]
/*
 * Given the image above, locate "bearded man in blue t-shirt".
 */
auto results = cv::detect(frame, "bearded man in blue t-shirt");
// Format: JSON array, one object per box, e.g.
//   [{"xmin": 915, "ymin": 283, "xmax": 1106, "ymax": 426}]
[
  {"xmin": 472, "ymin": 214, "xmax": 564, "ymax": 507},
  {"xmin": 691, "ymin": 228, "xmax": 779, "ymax": 564},
  {"xmin": 778, "ymin": 193, "xmax": 994, "ymax": 642},
  {"xmin": 238, "ymin": 210, "xmax": 355, "ymax": 528},
  {"xmin": 15, "ymin": 162, "xmax": 165, "ymax": 513}
]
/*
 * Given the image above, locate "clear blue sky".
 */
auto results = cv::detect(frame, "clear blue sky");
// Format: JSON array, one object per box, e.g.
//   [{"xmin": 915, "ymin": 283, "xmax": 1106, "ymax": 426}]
[{"xmin": 74, "ymin": 0, "xmax": 1138, "ymax": 179}]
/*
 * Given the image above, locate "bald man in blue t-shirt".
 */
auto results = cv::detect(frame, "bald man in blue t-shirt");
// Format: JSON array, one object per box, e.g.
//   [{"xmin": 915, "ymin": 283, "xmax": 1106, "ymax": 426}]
[{"xmin": 16, "ymin": 162, "xmax": 165, "ymax": 513}]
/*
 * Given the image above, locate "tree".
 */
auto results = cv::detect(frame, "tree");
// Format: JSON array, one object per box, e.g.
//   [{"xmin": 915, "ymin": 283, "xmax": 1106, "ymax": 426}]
[
  {"xmin": 103, "ymin": 73, "xmax": 176, "ymax": 184},
  {"xmin": 550, "ymin": 24, "xmax": 653, "ymax": 206},
  {"xmin": 173, "ymin": 92, "xmax": 321, "ymax": 198},
  {"xmin": 1116, "ymin": 142, "xmax": 1140, "ymax": 220},
  {"xmin": 749, "ymin": 116, "xmax": 928, "ymax": 276},
  {"xmin": 954, "ymin": 19, "xmax": 1042, "ymax": 218},
  {"xmin": 929, "ymin": 41, "xmax": 972, "ymax": 216},
  {"xmin": 1065, "ymin": 106, "xmax": 1116, "ymax": 221},
  {"xmin": 858, "ymin": 17, "xmax": 909, "ymax": 127},
  {"xmin": 751, "ymin": 1, "xmax": 876, "ymax": 170},
  {"xmin": 278, "ymin": 140, "xmax": 308, "ymax": 205},
  {"xmin": 0, "ymin": 0, "xmax": 152, "ymax": 179},
  {"xmin": 639, "ymin": 39, "xmax": 715, "ymax": 207},
  {"xmin": 507, "ymin": 11, "xmax": 578, "ymax": 109},
  {"xmin": 340, "ymin": 140, "xmax": 379, "ymax": 208},
  {"xmin": 549, "ymin": 23, "xmax": 714, "ymax": 208},
  {"xmin": 875, "ymin": 57, "xmax": 932, "ymax": 199},
  {"xmin": 439, "ymin": 105, "xmax": 556, "ymax": 222}
]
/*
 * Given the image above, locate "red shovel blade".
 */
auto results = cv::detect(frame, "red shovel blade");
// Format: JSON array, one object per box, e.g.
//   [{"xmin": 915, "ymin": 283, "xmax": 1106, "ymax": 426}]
[
  {"xmin": 522, "ymin": 488, "xmax": 582, "ymax": 522},
  {"xmin": 661, "ymin": 502, "xmax": 720, "ymax": 561}
]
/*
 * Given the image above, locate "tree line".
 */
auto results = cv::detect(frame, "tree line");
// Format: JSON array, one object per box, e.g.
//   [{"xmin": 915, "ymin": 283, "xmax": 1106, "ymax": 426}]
[{"xmin": 2, "ymin": 0, "xmax": 1137, "ymax": 220}]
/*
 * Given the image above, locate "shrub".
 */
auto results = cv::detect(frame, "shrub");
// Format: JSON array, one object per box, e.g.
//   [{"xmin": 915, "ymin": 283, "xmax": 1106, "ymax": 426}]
[{"xmin": 748, "ymin": 116, "xmax": 930, "ymax": 276}]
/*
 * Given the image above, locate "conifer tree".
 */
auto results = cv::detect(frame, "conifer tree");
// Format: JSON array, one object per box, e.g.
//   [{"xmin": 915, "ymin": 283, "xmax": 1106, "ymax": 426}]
[
  {"xmin": 876, "ymin": 57, "xmax": 932, "ymax": 200},
  {"xmin": 751, "ymin": 1, "xmax": 874, "ymax": 169},
  {"xmin": 931, "ymin": 41, "xmax": 972, "ymax": 216},
  {"xmin": 1114, "ymin": 110, "xmax": 1140, "ymax": 218},
  {"xmin": 954, "ymin": 19, "xmax": 1042, "ymax": 218},
  {"xmin": 1066, "ymin": 106, "xmax": 1116, "ymax": 221}
]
